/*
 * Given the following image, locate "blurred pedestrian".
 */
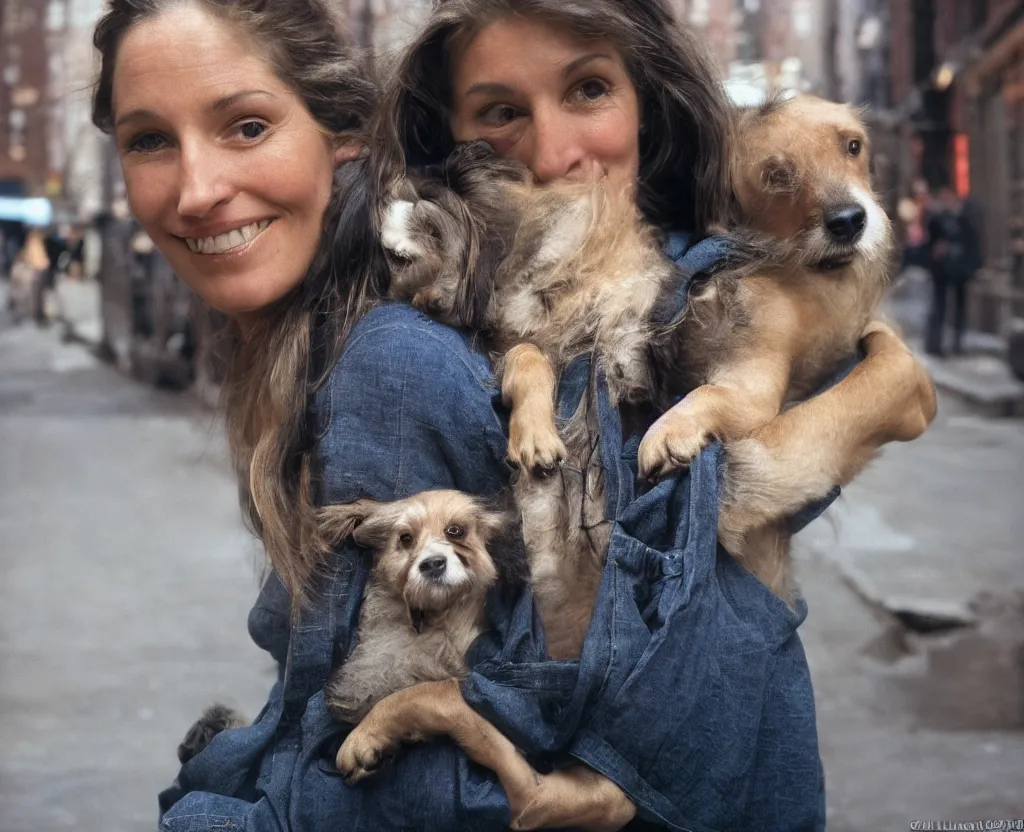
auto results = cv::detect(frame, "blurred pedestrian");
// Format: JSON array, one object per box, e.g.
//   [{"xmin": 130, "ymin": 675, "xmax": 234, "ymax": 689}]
[
  {"xmin": 0, "ymin": 220, "xmax": 27, "ymax": 280},
  {"xmin": 898, "ymin": 178, "xmax": 930, "ymax": 270},
  {"xmin": 7, "ymin": 228, "xmax": 50, "ymax": 324},
  {"xmin": 925, "ymin": 185, "xmax": 973, "ymax": 356}
]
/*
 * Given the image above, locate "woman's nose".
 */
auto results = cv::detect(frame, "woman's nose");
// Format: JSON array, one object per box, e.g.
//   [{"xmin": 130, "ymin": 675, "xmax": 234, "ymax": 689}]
[
  {"xmin": 176, "ymin": 143, "xmax": 235, "ymax": 218},
  {"xmin": 527, "ymin": 105, "xmax": 588, "ymax": 184}
]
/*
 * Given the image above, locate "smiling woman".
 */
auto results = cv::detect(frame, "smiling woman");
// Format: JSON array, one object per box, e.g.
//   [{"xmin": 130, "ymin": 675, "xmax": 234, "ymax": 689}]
[{"xmin": 107, "ymin": 5, "xmax": 357, "ymax": 318}]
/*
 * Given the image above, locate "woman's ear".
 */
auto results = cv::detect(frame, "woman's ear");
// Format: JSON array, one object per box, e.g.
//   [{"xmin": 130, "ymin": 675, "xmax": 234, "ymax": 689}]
[{"xmin": 334, "ymin": 139, "xmax": 363, "ymax": 168}]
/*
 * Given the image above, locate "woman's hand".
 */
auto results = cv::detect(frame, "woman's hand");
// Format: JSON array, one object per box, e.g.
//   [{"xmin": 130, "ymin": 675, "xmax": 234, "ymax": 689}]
[{"xmin": 718, "ymin": 319, "xmax": 937, "ymax": 544}]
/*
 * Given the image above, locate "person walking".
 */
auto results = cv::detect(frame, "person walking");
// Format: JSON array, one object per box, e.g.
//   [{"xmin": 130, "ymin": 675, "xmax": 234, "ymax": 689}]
[{"xmin": 925, "ymin": 185, "xmax": 971, "ymax": 356}]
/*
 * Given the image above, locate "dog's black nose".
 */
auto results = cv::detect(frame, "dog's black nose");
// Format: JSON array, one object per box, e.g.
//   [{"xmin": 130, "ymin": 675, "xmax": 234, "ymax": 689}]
[
  {"xmin": 419, "ymin": 556, "xmax": 447, "ymax": 579},
  {"xmin": 824, "ymin": 204, "xmax": 867, "ymax": 243}
]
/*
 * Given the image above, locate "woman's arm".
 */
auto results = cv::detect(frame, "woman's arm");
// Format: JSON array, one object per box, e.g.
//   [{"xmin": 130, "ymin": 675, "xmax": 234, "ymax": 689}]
[
  {"xmin": 719, "ymin": 319, "xmax": 937, "ymax": 538},
  {"xmin": 317, "ymin": 303, "xmax": 510, "ymax": 505}
]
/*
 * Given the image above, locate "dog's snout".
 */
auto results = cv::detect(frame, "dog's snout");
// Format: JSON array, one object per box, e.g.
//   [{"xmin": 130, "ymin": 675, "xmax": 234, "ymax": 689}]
[
  {"xmin": 824, "ymin": 204, "xmax": 867, "ymax": 243},
  {"xmin": 418, "ymin": 555, "xmax": 447, "ymax": 579}
]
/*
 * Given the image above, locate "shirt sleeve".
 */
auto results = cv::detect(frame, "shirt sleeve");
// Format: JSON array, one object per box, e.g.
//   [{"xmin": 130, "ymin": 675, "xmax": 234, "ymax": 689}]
[{"xmin": 316, "ymin": 302, "xmax": 511, "ymax": 506}]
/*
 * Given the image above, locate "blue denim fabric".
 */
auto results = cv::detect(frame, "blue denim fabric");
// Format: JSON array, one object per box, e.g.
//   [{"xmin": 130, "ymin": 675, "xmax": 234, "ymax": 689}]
[{"xmin": 159, "ymin": 236, "xmax": 830, "ymax": 832}]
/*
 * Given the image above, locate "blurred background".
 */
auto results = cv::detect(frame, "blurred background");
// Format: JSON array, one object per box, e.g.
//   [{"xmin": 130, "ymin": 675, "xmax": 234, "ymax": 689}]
[{"xmin": 0, "ymin": 0, "xmax": 1022, "ymax": 830}]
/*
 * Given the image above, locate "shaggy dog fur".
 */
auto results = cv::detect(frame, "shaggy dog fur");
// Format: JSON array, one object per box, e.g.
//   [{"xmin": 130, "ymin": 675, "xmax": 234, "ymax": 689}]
[
  {"xmin": 176, "ymin": 703, "xmax": 247, "ymax": 764},
  {"xmin": 318, "ymin": 490, "xmax": 636, "ymax": 831},
  {"xmin": 382, "ymin": 95, "xmax": 900, "ymax": 629},
  {"xmin": 318, "ymin": 490, "xmax": 528, "ymax": 725}
]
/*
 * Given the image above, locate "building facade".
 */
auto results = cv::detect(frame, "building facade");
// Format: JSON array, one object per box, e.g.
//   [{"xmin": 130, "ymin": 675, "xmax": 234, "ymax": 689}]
[
  {"xmin": 0, "ymin": 0, "xmax": 50, "ymax": 196},
  {"xmin": 887, "ymin": 0, "xmax": 1024, "ymax": 333}
]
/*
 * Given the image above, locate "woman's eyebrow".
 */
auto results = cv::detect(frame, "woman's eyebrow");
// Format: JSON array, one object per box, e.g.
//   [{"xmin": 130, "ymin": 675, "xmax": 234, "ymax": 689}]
[
  {"xmin": 562, "ymin": 53, "xmax": 615, "ymax": 76},
  {"xmin": 114, "ymin": 108, "xmax": 157, "ymax": 129},
  {"xmin": 114, "ymin": 90, "xmax": 275, "ymax": 129},
  {"xmin": 464, "ymin": 82, "xmax": 518, "ymax": 98},
  {"xmin": 209, "ymin": 89, "xmax": 276, "ymax": 112}
]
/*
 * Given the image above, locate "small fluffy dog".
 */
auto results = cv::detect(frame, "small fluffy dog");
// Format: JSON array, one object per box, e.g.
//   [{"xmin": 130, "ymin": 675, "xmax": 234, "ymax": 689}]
[
  {"xmin": 382, "ymin": 94, "xmax": 899, "ymax": 620},
  {"xmin": 319, "ymin": 490, "xmax": 527, "ymax": 724},
  {"xmin": 319, "ymin": 490, "xmax": 636, "ymax": 832}
]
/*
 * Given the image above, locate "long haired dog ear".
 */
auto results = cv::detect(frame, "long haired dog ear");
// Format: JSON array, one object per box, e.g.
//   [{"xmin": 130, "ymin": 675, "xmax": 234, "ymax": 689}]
[
  {"xmin": 317, "ymin": 498, "xmax": 384, "ymax": 548},
  {"xmin": 442, "ymin": 142, "xmax": 531, "ymax": 330},
  {"xmin": 477, "ymin": 492, "xmax": 531, "ymax": 591}
]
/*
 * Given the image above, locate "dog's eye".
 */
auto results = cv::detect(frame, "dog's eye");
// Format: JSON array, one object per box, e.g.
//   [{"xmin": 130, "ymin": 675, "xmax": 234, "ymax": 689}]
[
  {"xmin": 399, "ymin": 533, "xmax": 414, "ymax": 548},
  {"xmin": 445, "ymin": 524, "xmax": 465, "ymax": 539},
  {"xmin": 847, "ymin": 139, "xmax": 863, "ymax": 157}
]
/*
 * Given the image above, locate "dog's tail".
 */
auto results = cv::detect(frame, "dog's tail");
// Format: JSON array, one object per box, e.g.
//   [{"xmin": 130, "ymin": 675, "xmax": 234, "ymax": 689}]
[{"xmin": 176, "ymin": 703, "xmax": 248, "ymax": 765}]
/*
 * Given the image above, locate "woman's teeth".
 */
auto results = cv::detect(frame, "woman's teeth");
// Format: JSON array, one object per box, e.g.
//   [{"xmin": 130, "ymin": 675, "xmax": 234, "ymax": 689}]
[{"xmin": 185, "ymin": 219, "xmax": 272, "ymax": 255}]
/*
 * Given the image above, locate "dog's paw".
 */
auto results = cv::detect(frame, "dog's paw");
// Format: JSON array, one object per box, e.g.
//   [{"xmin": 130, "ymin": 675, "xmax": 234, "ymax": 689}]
[
  {"xmin": 507, "ymin": 412, "xmax": 566, "ymax": 478},
  {"xmin": 335, "ymin": 723, "xmax": 397, "ymax": 785},
  {"xmin": 637, "ymin": 413, "xmax": 714, "ymax": 480}
]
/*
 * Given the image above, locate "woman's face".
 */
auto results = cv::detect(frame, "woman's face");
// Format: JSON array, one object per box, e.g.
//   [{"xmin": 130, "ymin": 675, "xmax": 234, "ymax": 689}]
[
  {"xmin": 449, "ymin": 17, "xmax": 641, "ymax": 190},
  {"xmin": 112, "ymin": 6, "xmax": 357, "ymax": 319}
]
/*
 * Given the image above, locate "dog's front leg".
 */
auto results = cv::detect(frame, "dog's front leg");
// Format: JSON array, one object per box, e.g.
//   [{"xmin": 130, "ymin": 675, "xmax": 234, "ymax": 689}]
[
  {"xmin": 637, "ymin": 354, "xmax": 790, "ymax": 480},
  {"xmin": 336, "ymin": 679, "xmax": 635, "ymax": 832},
  {"xmin": 719, "ymin": 319, "xmax": 937, "ymax": 541},
  {"xmin": 502, "ymin": 343, "xmax": 566, "ymax": 478},
  {"xmin": 337, "ymin": 679, "xmax": 541, "ymax": 793}
]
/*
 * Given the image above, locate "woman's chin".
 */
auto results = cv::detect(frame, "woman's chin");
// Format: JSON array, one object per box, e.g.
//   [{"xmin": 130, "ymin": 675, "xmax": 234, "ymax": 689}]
[{"xmin": 181, "ymin": 270, "xmax": 301, "ymax": 323}]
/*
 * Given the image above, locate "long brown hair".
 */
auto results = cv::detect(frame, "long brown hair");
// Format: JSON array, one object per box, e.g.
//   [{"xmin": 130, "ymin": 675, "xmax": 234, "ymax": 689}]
[
  {"xmin": 373, "ymin": 0, "xmax": 733, "ymax": 234},
  {"xmin": 92, "ymin": 0, "xmax": 384, "ymax": 604}
]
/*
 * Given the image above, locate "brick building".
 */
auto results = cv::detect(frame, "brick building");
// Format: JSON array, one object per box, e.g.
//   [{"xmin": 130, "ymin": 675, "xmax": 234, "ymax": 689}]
[{"xmin": 0, "ymin": 0, "xmax": 51, "ymax": 196}]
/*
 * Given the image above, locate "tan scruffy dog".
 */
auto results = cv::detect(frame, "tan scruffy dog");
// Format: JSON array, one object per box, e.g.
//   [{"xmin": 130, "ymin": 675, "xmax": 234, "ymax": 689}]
[
  {"xmin": 638, "ymin": 93, "xmax": 924, "ymax": 600},
  {"xmin": 319, "ymin": 490, "xmax": 637, "ymax": 832}
]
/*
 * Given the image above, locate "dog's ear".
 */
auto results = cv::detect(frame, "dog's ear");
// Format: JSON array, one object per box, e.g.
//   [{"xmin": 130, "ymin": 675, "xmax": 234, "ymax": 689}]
[
  {"xmin": 477, "ymin": 492, "xmax": 531, "ymax": 590},
  {"xmin": 317, "ymin": 499, "xmax": 389, "ymax": 549},
  {"xmin": 760, "ymin": 154, "xmax": 801, "ymax": 196}
]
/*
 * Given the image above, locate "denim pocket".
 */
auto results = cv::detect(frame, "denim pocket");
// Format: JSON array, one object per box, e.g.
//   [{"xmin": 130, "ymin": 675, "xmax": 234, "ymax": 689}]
[{"xmin": 577, "ymin": 508, "xmax": 774, "ymax": 829}]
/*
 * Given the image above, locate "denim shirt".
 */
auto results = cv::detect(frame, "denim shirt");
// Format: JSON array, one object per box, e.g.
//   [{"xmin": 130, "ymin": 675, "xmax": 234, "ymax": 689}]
[{"xmin": 159, "ymin": 236, "xmax": 829, "ymax": 832}]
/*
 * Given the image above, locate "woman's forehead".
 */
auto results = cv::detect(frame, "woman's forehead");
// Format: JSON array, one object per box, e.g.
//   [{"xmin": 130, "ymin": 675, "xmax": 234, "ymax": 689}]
[
  {"xmin": 451, "ymin": 17, "xmax": 625, "ymax": 91},
  {"xmin": 112, "ymin": 6, "xmax": 284, "ymax": 119}
]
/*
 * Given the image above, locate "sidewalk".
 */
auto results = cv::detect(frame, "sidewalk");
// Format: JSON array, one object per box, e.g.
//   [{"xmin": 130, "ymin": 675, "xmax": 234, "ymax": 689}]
[
  {"xmin": 798, "ymin": 390, "xmax": 1024, "ymax": 730},
  {"xmin": 886, "ymin": 267, "xmax": 1024, "ymax": 417}
]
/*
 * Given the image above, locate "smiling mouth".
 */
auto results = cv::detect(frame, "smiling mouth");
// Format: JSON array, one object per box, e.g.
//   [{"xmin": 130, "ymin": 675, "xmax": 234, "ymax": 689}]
[{"xmin": 183, "ymin": 219, "xmax": 273, "ymax": 255}]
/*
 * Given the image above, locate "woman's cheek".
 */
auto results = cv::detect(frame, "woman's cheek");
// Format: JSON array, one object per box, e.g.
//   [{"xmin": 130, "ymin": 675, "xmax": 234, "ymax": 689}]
[{"xmin": 124, "ymin": 167, "xmax": 169, "ymax": 230}]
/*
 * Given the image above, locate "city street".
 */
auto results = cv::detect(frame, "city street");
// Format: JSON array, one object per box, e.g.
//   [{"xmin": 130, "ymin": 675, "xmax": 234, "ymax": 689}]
[
  {"xmin": 0, "ymin": 315, "xmax": 274, "ymax": 830},
  {"xmin": 1, "ymin": 311, "xmax": 1023, "ymax": 830}
]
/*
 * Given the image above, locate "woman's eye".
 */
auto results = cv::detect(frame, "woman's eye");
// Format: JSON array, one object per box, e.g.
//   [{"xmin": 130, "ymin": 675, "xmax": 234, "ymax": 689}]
[
  {"xmin": 445, "ymin": 524, "xmax": 465, "ymax": 539},
  {"xmin": 573, "ymin": 79, "xmax": 610, "ymax": 103},
  {"xmin": 479, "ymin": 104, "xmax": 521, "ymax": 128},
  {"xmin": 127, "ymin": 132, "xmax": 168, "ymax": 153},
  {"xmin": 238, "ymin": 120, "xmax": 267, "ymax": 141}
]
